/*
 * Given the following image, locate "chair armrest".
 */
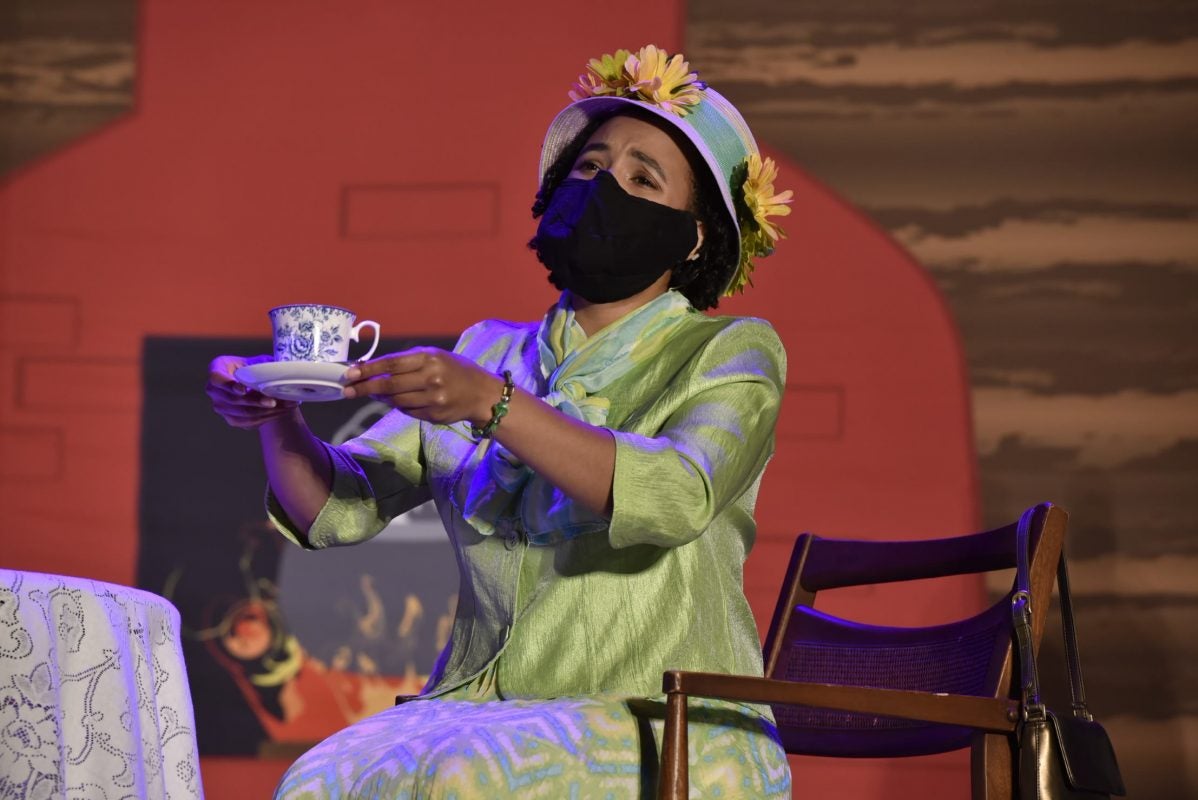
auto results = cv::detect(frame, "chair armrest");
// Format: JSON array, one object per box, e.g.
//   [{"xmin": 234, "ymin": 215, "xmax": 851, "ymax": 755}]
[{"xmin": 661, "ymin": 670, "xmax": 1018, "ymax": 733}]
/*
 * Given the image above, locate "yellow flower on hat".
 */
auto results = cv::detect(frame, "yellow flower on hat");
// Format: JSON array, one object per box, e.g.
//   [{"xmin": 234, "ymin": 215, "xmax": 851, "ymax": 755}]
[
  {"xmin": 566, "ymin": 45, "xmax": 704, "ymax": 116},
  {"xmin": 623, "ymin": 45, "xmax": 703, "ymax": 116},
  {"xmin": 743, "ymin": 154, "xmax": 793, "ymax": 245},
  {"xmin": 727, "ymin": 154, "xmax": 794, "ymax": 295}
]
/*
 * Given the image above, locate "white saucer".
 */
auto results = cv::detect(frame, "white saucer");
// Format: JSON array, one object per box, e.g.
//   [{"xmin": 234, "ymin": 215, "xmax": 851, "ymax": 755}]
[{"xmin": 234, "ymin": 361, "xmax": 351, "ymax": 402}]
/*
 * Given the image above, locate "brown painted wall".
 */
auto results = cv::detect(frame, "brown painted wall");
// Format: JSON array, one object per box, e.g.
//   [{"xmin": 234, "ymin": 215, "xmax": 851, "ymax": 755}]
[{"xmin": 687, "ymin": 1, "xmax": 1198, "ymax": 797}]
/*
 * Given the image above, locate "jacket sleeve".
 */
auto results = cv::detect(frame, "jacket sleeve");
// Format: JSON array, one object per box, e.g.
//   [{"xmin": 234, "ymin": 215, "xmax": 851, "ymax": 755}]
[
  {"xmin": 607, "ymin": 318, "xmax": 786, "ymax": 549},
  {"xmin": 266, "ymin": 409, "xmax": 432, "ymax": 549},
  {"xmin": 265, "ymin": 320, "xmax": 520, "ymax": 549}
]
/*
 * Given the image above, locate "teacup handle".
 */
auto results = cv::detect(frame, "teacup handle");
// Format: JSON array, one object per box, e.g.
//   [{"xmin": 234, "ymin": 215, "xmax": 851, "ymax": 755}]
[{"xmin": 350, "ymin": 320, "xmax": 381, "ymax": 362}]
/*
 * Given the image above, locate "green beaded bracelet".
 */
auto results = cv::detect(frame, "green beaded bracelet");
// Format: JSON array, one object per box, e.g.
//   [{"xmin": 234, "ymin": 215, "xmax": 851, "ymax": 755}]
[{"xmin": 471, "ymin": 370, "xmax": 515, "ymax": 440}]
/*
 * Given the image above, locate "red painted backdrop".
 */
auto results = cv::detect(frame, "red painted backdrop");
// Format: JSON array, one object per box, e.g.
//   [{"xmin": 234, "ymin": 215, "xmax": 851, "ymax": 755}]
[{"xmin": 0, "ymin": 1, "xmax": 979, "ymax": 796}]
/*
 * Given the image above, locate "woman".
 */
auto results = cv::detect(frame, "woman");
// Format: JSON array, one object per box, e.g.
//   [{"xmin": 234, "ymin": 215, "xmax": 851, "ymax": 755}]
[{"xmin": 207, "ymin": 45, "xmax": 794, "ymax": 799}]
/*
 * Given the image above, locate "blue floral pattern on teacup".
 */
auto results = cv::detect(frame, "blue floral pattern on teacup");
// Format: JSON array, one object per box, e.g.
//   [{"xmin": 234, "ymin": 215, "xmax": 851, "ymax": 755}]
[{"xmin": 270, "ymin": 304, "xmax": 354, "ymax": 362}]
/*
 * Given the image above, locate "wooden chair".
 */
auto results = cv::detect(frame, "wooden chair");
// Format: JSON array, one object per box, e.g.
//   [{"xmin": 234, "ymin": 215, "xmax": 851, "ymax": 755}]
[{"xmin": 658, "ymin": 502, "xmax": 1067, "ymax": 800}]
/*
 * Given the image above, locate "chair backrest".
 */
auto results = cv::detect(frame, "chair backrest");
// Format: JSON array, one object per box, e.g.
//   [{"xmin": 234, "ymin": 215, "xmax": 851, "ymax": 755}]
[{"xmin": 761, "ymin": 502, "xmax": 1066, "ymax": 758}]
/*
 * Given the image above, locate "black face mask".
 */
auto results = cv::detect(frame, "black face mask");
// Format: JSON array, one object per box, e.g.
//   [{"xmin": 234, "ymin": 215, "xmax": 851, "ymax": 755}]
[{"xmin": 533, "ymin": 170, "xmax": 699, "ymax": 304}]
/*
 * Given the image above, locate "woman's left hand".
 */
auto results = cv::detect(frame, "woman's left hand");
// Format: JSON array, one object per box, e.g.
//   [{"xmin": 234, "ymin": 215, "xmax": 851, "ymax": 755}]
[{"xmin": 341, "ymin": 348, "xmax": 500, "ymax": 426}]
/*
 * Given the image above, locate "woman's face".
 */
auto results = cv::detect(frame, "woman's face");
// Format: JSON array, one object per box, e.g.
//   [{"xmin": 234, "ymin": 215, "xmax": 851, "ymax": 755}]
[{"xmin": 568, "ymin": 114, "xmax": 696, "ymax": 212}]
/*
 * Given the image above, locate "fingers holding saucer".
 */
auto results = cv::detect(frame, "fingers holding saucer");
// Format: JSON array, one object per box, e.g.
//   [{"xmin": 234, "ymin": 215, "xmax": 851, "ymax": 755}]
[{"xmin": 345, "ymin": 349, "xmax": 436, "ymax": 383}]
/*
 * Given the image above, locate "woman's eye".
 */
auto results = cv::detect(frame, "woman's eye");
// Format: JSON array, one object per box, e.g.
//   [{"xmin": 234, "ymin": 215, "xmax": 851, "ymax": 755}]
[
  {"xmin": 575, "ymin": 160, "xmax": 600, "ymax": 173},
  {"xmin": 633, "ymin": 174, "xmax": 659, "ymax": 190}
]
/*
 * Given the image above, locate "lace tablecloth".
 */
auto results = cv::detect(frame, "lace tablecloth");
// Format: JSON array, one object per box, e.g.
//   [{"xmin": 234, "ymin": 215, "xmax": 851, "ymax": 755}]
[{"xmin": 0, "ymin": 569, "xmax": 203, "ymax": 799}]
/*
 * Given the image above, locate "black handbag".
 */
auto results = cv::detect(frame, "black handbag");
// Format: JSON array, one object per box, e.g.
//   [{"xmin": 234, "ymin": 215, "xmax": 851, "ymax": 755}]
[{"xmin": 1012, "ymin": 507, "xmax": 1127, "ymax": 799}]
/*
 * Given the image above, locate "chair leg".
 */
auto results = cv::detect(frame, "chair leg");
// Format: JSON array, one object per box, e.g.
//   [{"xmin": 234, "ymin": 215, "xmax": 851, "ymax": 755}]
[
  {"xmin": 970, "ymin": 731, "xmax": 1014, "ymax": 800},
  {"xmin": 658, "ymin": 692, "xmax": 689, "ymax": 800}
]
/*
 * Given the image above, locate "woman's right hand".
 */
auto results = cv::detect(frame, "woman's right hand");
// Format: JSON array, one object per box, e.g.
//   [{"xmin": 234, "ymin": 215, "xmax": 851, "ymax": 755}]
[{"xmin": 206, "ymin": 354, "xmax": 300, "ymax": 429}]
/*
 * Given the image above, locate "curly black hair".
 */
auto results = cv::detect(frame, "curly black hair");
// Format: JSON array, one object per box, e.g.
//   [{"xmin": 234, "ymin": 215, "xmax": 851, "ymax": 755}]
[{"xmin": 528, "ymin": 107, "xmax": 739, "ymax": 311}]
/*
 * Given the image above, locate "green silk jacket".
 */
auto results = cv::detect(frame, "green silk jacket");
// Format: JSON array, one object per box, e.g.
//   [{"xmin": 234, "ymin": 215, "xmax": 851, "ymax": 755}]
[{"xmin": 268, "ymin": 303, "xmax": 786, "ymax": 701}]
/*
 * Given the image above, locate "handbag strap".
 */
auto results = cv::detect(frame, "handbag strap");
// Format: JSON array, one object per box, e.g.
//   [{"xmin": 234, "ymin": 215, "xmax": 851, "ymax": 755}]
[
  {"xmin": 1055, "ymin": 544, "xmax": 1092, "ymax": 719},
  {"xmin": 1012, "ymin": 505, "xmax": 1092, "ymax": 721}
]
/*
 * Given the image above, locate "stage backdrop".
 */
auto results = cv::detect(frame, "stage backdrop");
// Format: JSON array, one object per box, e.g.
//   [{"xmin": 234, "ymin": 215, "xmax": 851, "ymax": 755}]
[
  {"xmin": 4, "ymin": 1, "xmax": 992, "ymax": 797},
  {"xmin": 137, "ymin": 336, "xmax": 457, "ymax": 758}
]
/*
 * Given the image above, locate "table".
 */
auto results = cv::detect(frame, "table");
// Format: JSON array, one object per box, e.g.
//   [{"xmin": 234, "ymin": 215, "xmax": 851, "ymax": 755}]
[{"xmin": 0, "ymin": 569, "xmax": 204, "ymax": 799}]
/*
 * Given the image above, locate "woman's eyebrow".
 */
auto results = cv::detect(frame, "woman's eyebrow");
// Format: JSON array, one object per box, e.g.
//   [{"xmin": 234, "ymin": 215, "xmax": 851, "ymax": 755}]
[
  {"xmin": 578, "ymin": 142, "xmax": 610, "ymax": 158},
  {"xmin": 630, "ymin": 149, "xmax": 667, "ymax": 182}
]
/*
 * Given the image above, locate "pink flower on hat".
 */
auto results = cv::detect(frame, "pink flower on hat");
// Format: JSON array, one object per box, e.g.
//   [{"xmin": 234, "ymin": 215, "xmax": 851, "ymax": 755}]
[{"xmin": 569, "ymin": 49, "xmax": 632, "ymax": 101}]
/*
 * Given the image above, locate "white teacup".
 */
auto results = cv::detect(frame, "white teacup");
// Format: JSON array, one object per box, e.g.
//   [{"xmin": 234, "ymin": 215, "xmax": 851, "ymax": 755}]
[{"xmin": 269, "ymin": 304, "xmax": 381, "ymax": 363}]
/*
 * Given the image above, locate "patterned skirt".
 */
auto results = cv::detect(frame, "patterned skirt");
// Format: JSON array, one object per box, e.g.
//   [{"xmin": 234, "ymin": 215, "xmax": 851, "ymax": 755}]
[{"xmin": 274, "ymin": 687, "xmax": 792, "ymax": 799}]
